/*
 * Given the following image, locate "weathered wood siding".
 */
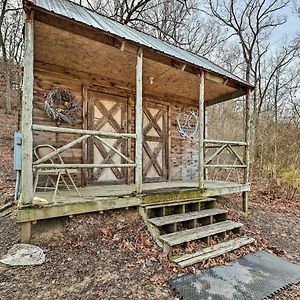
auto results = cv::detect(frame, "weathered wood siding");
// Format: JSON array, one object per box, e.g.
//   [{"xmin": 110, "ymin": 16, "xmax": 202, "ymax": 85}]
[
  {"xmin": 169, "ymin": 103, "xmax": 199, "ymax": 181},
  {"xmin": 33, "ymin": 70, "xmax": 84, "ymax": 183},
  {"xmin": 32, "ymin": 66, "xmax": 200, "ymax": 185}
]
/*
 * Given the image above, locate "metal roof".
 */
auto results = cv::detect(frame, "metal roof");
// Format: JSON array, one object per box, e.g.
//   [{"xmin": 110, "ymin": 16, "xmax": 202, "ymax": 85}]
[{"xmin": 30, "ymin": 0, "xmax": 251, "ymax": 88}]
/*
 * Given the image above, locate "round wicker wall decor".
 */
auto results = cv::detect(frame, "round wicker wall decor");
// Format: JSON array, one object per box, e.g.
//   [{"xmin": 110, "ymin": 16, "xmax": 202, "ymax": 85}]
[{"xmin": 44, "ymin": 88, "xmax": 81, "ymax": 126}]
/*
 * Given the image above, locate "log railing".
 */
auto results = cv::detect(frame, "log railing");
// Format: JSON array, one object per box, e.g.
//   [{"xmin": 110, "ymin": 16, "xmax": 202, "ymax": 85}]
[
  {"xmin": 204, "ymin": 139, "xmax": 247, "ymax": 169},
  {"xmin": 32, "ymin": 125, "xmax": 136, "ymax": 169}
]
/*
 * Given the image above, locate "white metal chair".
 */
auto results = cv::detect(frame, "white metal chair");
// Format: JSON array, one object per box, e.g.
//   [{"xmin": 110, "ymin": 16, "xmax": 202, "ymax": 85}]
[{"xmin": 33, "ymin": 144, "xmax": 81, "ymax": 201}]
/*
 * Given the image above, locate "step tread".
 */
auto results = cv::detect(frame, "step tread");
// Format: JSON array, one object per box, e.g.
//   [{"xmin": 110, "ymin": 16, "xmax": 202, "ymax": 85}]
[
  {"xmin": 148, "ymin": 208, "xmax": 227, "ymax": 227},
  {"xmin": 172, "ymin": 236, "xmax": 255, "ymax": 267},
  {"xmin": 159, "ymin": 220, "xmax": 242, "ymax": 246},
  {"xmin": 141, "ymin": 198, "xmax": 215, "ymax": 209}
]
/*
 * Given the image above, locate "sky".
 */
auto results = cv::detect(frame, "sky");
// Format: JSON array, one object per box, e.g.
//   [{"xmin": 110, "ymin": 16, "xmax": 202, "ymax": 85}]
[{"xmin": 271, "ymin": 2, "xmax": 299, "ymax": 46}]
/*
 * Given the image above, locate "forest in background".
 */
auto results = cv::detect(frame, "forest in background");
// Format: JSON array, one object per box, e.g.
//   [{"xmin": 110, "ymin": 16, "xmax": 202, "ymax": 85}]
[{"xmin": 0, "ymin": 0, "xmax": 299, "ymax": 197}]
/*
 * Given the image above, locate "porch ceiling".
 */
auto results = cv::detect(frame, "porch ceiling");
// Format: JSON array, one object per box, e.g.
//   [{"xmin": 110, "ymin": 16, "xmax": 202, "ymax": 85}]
[{"xmin": 34, "ymin": 20, "xmax": 243, "ymax": 105}]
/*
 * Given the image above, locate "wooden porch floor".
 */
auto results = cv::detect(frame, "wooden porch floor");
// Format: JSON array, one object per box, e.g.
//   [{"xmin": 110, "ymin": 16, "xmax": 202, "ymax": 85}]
[{"xmin": 17, "ymin": 180, "xmax": 250, "ymax": 223}]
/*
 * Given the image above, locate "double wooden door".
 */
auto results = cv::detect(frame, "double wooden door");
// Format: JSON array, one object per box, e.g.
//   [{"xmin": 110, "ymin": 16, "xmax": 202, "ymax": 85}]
[{"xmin": 87, "ymin": 90, "xmax": 168, "ymax": 185}]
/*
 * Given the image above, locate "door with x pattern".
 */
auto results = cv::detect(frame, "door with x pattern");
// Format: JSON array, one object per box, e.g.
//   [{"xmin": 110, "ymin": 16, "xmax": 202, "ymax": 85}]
[
  {"xmin": 87, "ymin": 91, "xmax": 128, "ymax": 185},
  {"xmin": 143, "ymin": 101, "xmax": 168, "ymax": 182}
]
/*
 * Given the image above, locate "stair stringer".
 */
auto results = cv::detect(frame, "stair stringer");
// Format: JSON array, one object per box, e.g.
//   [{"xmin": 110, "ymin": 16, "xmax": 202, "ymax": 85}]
[{"xmin": 138, "ymin": 206, "xmax": 164, "ymax": 248}]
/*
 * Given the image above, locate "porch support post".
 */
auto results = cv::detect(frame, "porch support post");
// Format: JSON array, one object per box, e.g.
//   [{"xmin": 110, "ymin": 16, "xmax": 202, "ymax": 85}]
[
  {"xmin": 135, "ymin": 48, "xmax": 143, "ymax": 194},
  {"xmin": 198, "ymin": 71, "xmax": 205, "ymax": 188},
  {"xmin": 20, "ymin": 12, "xmax": 34, "ymax": 206},
  {"xmin": 204, "ymin": 104, "xmax": 208, "ymax": 180},
  {"xmin": 243, "ymin": 89, "xmax": 251, "ymax": 214}
]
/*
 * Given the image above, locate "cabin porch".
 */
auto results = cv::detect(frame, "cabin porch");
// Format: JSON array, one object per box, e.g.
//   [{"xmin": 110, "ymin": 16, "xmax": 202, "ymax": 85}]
[
  {"xmin": 18, "ymin": 0, "xmax": 253, "ymax": 246},
  {"xmin": 17, "ymin": 180, "xmax": 250, "ymax": 223}
]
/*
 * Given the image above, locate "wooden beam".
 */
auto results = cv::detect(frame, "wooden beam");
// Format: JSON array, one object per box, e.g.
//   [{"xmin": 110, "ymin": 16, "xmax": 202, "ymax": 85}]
[
  {"xmin": 204, "ymin": 164, "xmax": 247, "ymax": 168},
  {"xmin": 35, "ymin": 60, "xmax": 133, "ymax": 90},
  {"xmin": 20, "ymin": 222, "xmax": 32, "ymax": 242},
  {"xmin": 20, "ymin": 12, "xmax": 34, "ymax": 206},
  {"xmin": 204, "ymin": 105, "xmax": 208, "ymax": 180},
  {"xmin": 207, "ymin": 89, "xmax": 246, "ymax": 106},
  {"xmin": 135, "ymin": 48, "xmax": 143, "ymax": 194},
  {"xmin": 32, "ymin": 124, "xmax": 136, "ymax": 139},
  {"xmin": 198, "ymin": 71, "xmax": 205, "ymax": 188},
  {"xmin": 204, "ymin": 139, "xmax": 247, "ymax": 146},
  {"xmin": 33, "ymin": 135, "xmax": 90, "ymax": 165},
  {"xmin": 243, "ymin": 89, "xmax": 251, "ymax": 214},
  {"xmin": 173, "ymin": 61, "xmax": 186, "ymax": 71},
  {"xmin": 33, "ymin": 163, "xmax": 136, "ymax": 169},
  {"xmin": 120, "ymin": 41, "xmax": 126, "ymax": 51},
  {"xmin": 94, "ymin": 136, "xmax": 134, "ymax": 164},
  {"xmin": 205, "ymin": 73, "xmax": 226, "ymax": 85},
  {"xmin": 17, "ymin": 196, "xmax": 141, "ymax": 223},
  {"xmin": 113, "ymin": 39, "xmax": 126, "ymax": 51},
  {"xmin": 82, "ymin": 84, "xmax": 88, "ymax": 186},
  {"xmin": 172, "ymin": 237, "xmax": 255, "ymax": 267},
  {"xmin": 205, "ymin": 144, "xmax": 227, "ymax": 164},
  {"xmin": 227, "ymin": 144, "xmax": 245, "ymax": 165}
]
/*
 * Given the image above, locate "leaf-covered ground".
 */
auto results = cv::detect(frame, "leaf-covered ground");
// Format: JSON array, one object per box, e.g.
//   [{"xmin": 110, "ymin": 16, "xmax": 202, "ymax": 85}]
[
  {"xmin": 0, "ymin": 109, "xmax": 299, "ymax": 299},
  {"xmin": 0, "ymin": 192, "xmax": 299, "ymax": 300},
  {"xmin": 0, "ymin": 108, "xmax": 18, "ymax": 204}
]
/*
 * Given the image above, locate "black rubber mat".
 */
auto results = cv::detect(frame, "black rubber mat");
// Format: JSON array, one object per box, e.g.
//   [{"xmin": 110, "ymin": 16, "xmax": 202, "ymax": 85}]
[{"xmin": 170, "ymin": 251, "xmax": 300, "ymax": 300}]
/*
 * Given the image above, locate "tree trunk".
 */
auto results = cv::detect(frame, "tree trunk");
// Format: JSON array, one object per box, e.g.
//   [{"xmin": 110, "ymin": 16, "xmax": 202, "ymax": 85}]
[{"xmin": 4, "ymin": 61, "xmax": 12, "ymax": 114}]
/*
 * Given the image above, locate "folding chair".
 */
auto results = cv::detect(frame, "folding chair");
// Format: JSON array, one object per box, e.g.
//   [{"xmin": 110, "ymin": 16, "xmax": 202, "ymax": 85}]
[{"xmin": 33, "ymin": 144, "xmax": 81, "ymax": 201}]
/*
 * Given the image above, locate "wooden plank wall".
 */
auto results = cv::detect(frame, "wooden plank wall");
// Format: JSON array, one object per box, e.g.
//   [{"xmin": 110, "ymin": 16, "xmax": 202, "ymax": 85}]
[
  {"xmin": 169, "ymin": 103, "xmax": 199, "ymax": 181},
  {"xmin": 32, "ymin": 66, "xmax": 200, "ymax": 186},
  {"xmin": 33, "ymin": 70, "xmax": 84, "ymax": 184}
]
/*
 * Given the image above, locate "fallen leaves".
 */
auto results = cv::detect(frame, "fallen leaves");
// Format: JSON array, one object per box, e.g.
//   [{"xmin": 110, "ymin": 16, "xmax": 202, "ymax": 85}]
[
  {"xmin": 0, "ymin": 109, "xmax": 299, "ymax": 299},
  {"xmin": 120, "ymin": 240, "xmax": 135, "ymax": 252},
  {"xmin": 0, "ymin": 108, "xmax": 18, "ymax": 205}
]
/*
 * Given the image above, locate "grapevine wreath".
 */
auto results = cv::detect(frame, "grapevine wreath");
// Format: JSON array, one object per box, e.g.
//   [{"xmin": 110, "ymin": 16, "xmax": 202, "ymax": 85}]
[{"xmin": 44, "ymin": 88, "xmax": 81, "ymax": 126}]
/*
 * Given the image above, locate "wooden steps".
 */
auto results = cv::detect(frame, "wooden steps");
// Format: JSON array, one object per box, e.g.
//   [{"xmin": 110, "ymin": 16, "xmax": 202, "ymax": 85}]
[
  {"xmin": 140, "ymin": 197, "xmax": 216, "ymax": 208},
  {"xmin": 148, "ymin": 208, "xmax": 227, "ymax": 227},
  {"xmin": 139, "ymin": 197, "xmax": 255, "ymax": 267},
  {"xmin": 159, "ymin": 220, "xmax": 242, "ymax": 246},
  {"xmin": 171, "ymin": 237, "xmax": 255, "ymax": 267},
  {"xmin": 142, "ymin": 198, "xmax": 216, "ymax": 218}
]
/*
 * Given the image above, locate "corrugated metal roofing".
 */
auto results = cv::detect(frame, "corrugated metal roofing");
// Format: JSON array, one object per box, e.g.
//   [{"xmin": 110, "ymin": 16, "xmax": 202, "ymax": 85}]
[{"xmin": 31, "ymin": 0, "xmax": 251, "ymax": 88}]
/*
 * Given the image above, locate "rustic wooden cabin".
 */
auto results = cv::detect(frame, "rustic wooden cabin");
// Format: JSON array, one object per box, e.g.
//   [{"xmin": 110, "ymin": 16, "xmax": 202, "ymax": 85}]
[{"xmin": 19, "ymin": 0, "xmax": 254, "ymax": 265}]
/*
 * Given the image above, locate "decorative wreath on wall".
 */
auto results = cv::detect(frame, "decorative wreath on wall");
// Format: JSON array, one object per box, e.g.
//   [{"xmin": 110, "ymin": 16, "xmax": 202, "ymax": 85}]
[
  {"xmin": 44, "ymin": 88, "xmax": 81, "ymax": 126},
  {"xmin": 176, "ymin": 109, "xmax": 199, "ymax": 139}
]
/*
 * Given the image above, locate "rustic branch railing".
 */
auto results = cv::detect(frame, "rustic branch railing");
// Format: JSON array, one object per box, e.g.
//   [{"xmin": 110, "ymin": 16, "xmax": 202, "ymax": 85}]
[
  {"xmin": 33, "ymin": 164, "xmax": 135, "ymax": 169},
  {"xmin": 204, "ymin": 139, "xmax": 247, "ymax": 146},
  {"xmin": 33, "ymin": 135, "xmax": 90, "ymax": 165},
  {"xmin": 32, "ymin": 125, "xmax": 136, "ymax": 139},
  {"xmin": 32, "ymin": 125, "xmax": 136, "ymax": 169},
  {"xmin": 204, "ymin": 139, "xmax": 247, "ymax": 169}
]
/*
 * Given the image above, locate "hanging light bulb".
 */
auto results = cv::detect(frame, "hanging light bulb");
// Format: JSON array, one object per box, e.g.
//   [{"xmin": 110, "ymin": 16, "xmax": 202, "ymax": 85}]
[{"xmin": 149, "ymin": 76, "xmax": 154, "ymax": 85}]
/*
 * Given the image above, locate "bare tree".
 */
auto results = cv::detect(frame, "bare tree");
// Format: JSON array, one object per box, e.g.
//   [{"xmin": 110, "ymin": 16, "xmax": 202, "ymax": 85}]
[
  {"xmin": 255, "ymin": 38, "xmax": 300, "ymax": 119},
  {"xmin": 0, "ymin": 0, "xmax": 23, "ymax": 114},
  {"xmin": 75, "ymin": 0, "xmax": 225, "ymax": 57},
  {"xmin": 205, "ymin": 0, "xmax": 289, "ymax": 79},
  {"xmin": 294, "ymin": 0, "xmax": 300, "ymax": 17},
  {"xmin": 205, "ymin": 0, "xmax": 291, "ymax": 159},
  {"xmin": 79, "ymin": 0, "xmax": 191, "ymax": 26}
]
